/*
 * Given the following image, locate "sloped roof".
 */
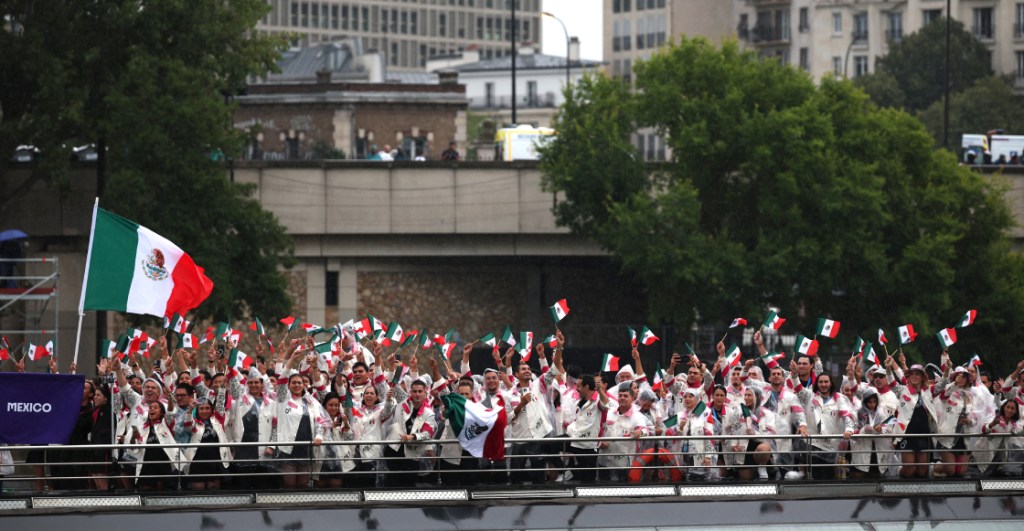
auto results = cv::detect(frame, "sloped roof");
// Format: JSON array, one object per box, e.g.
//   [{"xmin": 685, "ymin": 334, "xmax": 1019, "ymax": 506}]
[{"xmin": 451, "ymin": 52, "xmax": 602, "ymax": 73}]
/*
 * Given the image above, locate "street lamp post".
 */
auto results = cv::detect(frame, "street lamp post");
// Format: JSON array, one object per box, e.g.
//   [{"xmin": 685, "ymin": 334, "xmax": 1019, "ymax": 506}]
[{"xmin": 542, "ymin": 11, "xmax": 571, "ymax": 90}]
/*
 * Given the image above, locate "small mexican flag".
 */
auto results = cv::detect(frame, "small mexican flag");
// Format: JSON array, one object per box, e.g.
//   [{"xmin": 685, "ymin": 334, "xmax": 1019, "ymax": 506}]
[
  {"xmin": 100, "ymin": 338, "xmax": 119, "ymax": 359},
  {"xmin": 479, "ymin": 332, "xmax": 497, "ymax": 349},
  {"xmin": 226, "ymin": 329, "xmax": 242, "ymax": 347},
  {"xmin": 685, "ymin": 343, "xmax": 697, "ymax": 357},
  {"xmin": 549, "ymin": 298, "xmax": 570, "ymax": 324},
  {"xmin": 419, "ymin": 330, "xmax": 434, "ymax": 350},
  {"xmin": 167, "ymin": 313, "xmax": 190, "ymax": 335},
  {"xmin": 815, "ymin": 318, "xmax": 840, "ymax": 338},
  {"xmin": 200, "ymin": 326, "xmax": 215, "ymax": 344},
  {"xmin": 367, "ymin": 314, "xmax": 385, "ymax": 332},
  {"xmin": 279, "ymin": 315, "xmax": 300, "ymax": 332},
  {"xmin": 440, "ymin": 392, "xmax": 507, "ymax": 460},
  {"xmin": 628, "ymin": 326, "xmax": 637, "ymax": 347},
  {"xmin": 663, "ymin": 414, "xmax": 679, "ymax": 429},
  {"xmin": 852, "ymin": 336, "xmax": 865, "ymax": 357},
  {"xmin": 228, "ymin": 348, "xmax": 254, "ymax": 370},
  {"xmin": 249, "ymin": 317, "xmax": 266, "ymax": 336},
  {"xmin": 79, "ymin": 206, "xmax": 213, "ymax": 319},
  {"xmin": 384, "ymin": 322, "xmax": 404, "ymax": 345},
  {"xmin": 542, "ymin": 334, "xmax": 557, "ymax": 348},
  {"xmin": 741, "ymin": 403, "xmax": 759, "ymax": 422},
  {"xmin": 27, "ymin": 341, "xmax": 53, "ymax": 361},
  {"xmin": 691, "ymin": 400, "xmax": 709, "ymax": 421},
  {"xmin": 601, "ymin": 353, "xmax": 619, "ymax": 372},
  {"xmin": 436, "ymin": 341, "xmax": 455, "ymax": 360},
  {"xmin": 969, "ymin": 353, "xmax": 983, "ymax": 366},
  {"xmin": 639, "ymin": 326, "xmax": 659, "ymax": 346},
  {"xmin": 762, "ymin": 310, "xmax": 785, "ymax": 331},
  {"xmin": 863, "ymin": 342, "xmax": 880, "ymax": 365},
  {"xmin": 729, "ymin": 317, "xmax": 748, "ymax": 328},
  {"xmin": 301, "ymin": 323, "xmax": 325, "ymax": 336},
  {"xmin": 180, "ymin": 333, "xmax": 199, "ymax": 349},
  {"xmin": 401, "ymin": 330, "xmax": 418, "ymax": 348},
  {"xmin": 936, "ymin": 327, "xmax": 958, "ymax": 348},
  {"xmin": 652, "ymin": 365, "xmax": 667, "ymax": 391},
  {"xmin": 500, "ymin": 325, "xmax": 517, "ymax": 347},
  {"xmin": 517, "ymin": 331, "xmax": 534, "ymax": 361},
  {"xmin": 877, "ymin": 328, "xmax": 889, "ymax": 345},
  {"xmin": 354, "ymin": 319, "xmax": 371, "ymax": 340},
  {"xmin": 794, "ymin": 334, "xmax": 819, "ymax": 356},
  {"xmin": 956, "ymin": 309, "xmax": 978, "ymax": 328},
  {"xmin": 723, "ymin": 343, "xmax": 741, "ymax": 370},
  {"xmin": 898, "ymin": 324, "xmax": 917, "ymax": 345},
  {"xmin": 760, "ymin": 351, "xmax": 784, "ymax": 369}
]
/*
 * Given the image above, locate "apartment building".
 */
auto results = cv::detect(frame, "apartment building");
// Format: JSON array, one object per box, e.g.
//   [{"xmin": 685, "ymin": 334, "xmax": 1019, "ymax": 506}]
[{"xmin": 257, "ymin": 0, "xmax": 543, "ymax": 72}]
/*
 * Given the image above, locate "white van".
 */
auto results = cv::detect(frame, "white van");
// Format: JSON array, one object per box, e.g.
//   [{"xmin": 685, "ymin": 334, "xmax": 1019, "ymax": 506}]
[{"xmin": 987, "ymin": 135, "xmax": 1024, "ymax": 163}]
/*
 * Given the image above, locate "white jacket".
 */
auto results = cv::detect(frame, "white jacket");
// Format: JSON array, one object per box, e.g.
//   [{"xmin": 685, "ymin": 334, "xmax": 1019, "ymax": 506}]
[
  {"xmin": 273, "ymin": 377, "xmax": 325, "ymax": 455},
  {"xmin": 386, "ymin": 399, "xmax": 437, "ymax": 459},
  {"xmin": 597, "ymin": 404, "xmax": 652, "ymax": 468},
  {"xmin": 801, "ymin": 391, "xmax": 855, "ymax": 453}
]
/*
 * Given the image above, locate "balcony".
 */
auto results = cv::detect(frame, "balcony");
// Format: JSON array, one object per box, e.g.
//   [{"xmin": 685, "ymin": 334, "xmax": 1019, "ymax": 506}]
[
  {"xmin": 885, "ymin": 28, "xmax": 902, "ymax": 44},
  {"xmin": 852, "ymin": 30, "xmax": 869, "ymax": 44},
  {"xmin": 972, "ymin": 23, "xmax": 995, "ymax": 41},
  {"xmin": 751, "ymin": 24, "xmax": 791, "ymax": 44},
  {"xmin": 747, "ymin": 0, "xmax": 790, "ymax": 5},
  {"xmin": 470, "ymin": 93, "xmax": 557, "ymax": 111}
]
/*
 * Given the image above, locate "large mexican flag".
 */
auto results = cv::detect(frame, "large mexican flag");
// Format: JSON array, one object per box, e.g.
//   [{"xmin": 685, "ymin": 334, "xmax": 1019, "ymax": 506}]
[
  {"xmin": 440, "ymin": 392, "xmax": 507, "ymax": 460},
  {"xmin": 79, "ymin": 206, "xmax": 214, "ymax": 318}
]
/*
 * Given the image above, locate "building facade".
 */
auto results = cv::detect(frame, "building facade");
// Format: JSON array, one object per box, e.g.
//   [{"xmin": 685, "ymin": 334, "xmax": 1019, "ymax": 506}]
[{"xmin": 257, "ymin": 0, "xmax": 543, "ymax": 72}]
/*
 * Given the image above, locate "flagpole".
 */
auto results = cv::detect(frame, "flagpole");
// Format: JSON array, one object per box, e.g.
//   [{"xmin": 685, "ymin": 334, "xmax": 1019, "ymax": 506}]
[{"xmin": 73, "ymin": 198, "xmax": 100, "ymax": 366}]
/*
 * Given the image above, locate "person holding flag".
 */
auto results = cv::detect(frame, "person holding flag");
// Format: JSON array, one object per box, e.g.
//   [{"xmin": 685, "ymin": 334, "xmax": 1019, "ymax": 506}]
[
  {"xmin": 751, "ymin": 330, "xmax": 809, "ymax": 480},
  {"xmin": 934, "ymin": 359, "xmax": 991, "ymax": 478},
  {"xmin": 270, "ymin": 343, "xmax": 327, "ymax": 489},
  {"xmin": 884, "ymin": 355, "xmax": 941, "ymax": 478},
  {"xmin": 185, "ymin": 388, "xmax": 231, "ymax": 491},
  {"xmin": 547, "ymin": 330, "xmax": 609, "ymax": 483},
  {"xmin": 597, "ymin": 380, "xmax": 652, "ymax": 481},
  {"xmin": 506, "ymin": 348, "xmax": 554, "ymax": 485},
  {"xmin": 672, "ymin": 387, "xmax": 716, "ymax": 480},
  {"xmin": 722, "ymin": 386, "xmax": 776, "ymax": 480},
  {"xmin": 219, "ymin": 347, "xmax": 278, "ymax": 489},
  {"xmin": 796, "ymin": 372, "xmax": 854, "ymax": 480},
  {"xmin": 849, "ymin": 388, "xmax": 894, "ymax": 479},
  {"xmin": 383, "ymin": 364, "xmax": 438, "ymax": 487},
  {"xmin": 346, "ymin": 355, "xmax": 398, "ymax": 489}
]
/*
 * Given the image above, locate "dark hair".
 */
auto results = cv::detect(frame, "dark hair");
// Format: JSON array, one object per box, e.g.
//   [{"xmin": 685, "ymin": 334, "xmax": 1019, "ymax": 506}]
[
  {"xmin": 459, "ymin": 376, "xmax": 474, "ymax": 387},
  {"xmin": 257, "ymin": 356, "xmax": 266, "ymax": 364},
  {"xmin": 128, "ymin": 375, "xmax": 143, "ymax": 384},
  {"xmin": 457, "ymin": 381, "xmax": 474, "ymax": 392},
  {"xmin": 411, "ymin": 379, "xmax": 427, "ymax": 390},
  {"xmin": 351, "ymin": 362, "xmax": 369, "ymax": 373},
  {"xmin": 212, "ymin": 372, "xmax": 226, "ymax": 381},
  {"xmin": 175, "ymin": 383, "xmax": 194, "ymax": 396},
  {"xmin": 816, "ymin": 373, "xmax": 837, "ymax": 395},
  {"xmin": 795, "ymin": 355, "xmax": 812, "ymax": 366},
  {"xmin": 199, "ymin": 369, "xmax": 212, "ymax": 381},
  {"xmin": 322, "ymin": 392, "xmax": 341, "ymax": 408},
  {"xmin": 712, "ymin": 384, "xmax": 727, "ymax": 396},
  {"xmin": 565, "ymin": 364, "xmax": 583, "ymax": 380},
  {"xmin": 578, "ymin": 374, "xmax": 596, "ymax": 391},
  {"xmin": 1000, "ymin": 400, "xmax": 1021, "ymax": 422},
  {"xmin": 151, "ymin": 401, "xmax": 166, "ymax": 418}
]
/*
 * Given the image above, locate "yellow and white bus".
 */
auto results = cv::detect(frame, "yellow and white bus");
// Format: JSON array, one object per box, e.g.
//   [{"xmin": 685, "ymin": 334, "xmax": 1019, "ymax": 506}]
[{"xmin": 494, "ymin": 125, "xmax": 556, "ymax": 161}]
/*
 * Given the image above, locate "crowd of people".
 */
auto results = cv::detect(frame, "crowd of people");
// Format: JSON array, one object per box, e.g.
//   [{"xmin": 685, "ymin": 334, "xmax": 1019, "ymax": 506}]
[{"xmin": 5, "ymin": 328, "xmax": 1024, "ymax": 493}]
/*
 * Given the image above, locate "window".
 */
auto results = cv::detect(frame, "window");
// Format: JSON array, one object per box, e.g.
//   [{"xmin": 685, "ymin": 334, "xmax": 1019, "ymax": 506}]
[
  {"xmin": 853, "ymin": 12, "xmax": 867, "ymax": 41},
  {"xmin": 485, "ymin": 82, "xmax": 494, "ymax": 107},
  {"xmin": 613, "ymin": 0, "xmax": 621, "ymax": 13},
  {"xmin": 527, "ymin": 81, "xmax": 538, "ymax": 106},
  {"xmin": 331, "ymin": 5, "xmax": 339, "ymax": 29},
  {"xmin": 776, "ymin": 9, "xmax": 790, "ymax": 41},
  {"xmin": 636, "ymin": 134, "xmax": 645, "ymax": 159},
  {"xmin": 623, "ymin": 0, "xmax": 630, "ymax": 12},
  {"xmin": 1016, "ymin": 4, "xmax": 1024, "ymax": 38},
  {"xmin": 301, "ymin": 2, "xmax": 309, "ymax": 27},
  {"xmin": 833, "ymin": 56, "xmax": 843, "ymax": 76},
  {"xmin": 854, "ymin": 55, "xmax": 868, "ymax": 77},
  {"xmin": 799, "ymin": 7, "xmax": 809, "ymax": 32},
  {"xmin": 291, "ymin": 2, "xmax": 298, "ymax": 26},
  {"xmin": 342, "ymin": 5, "xmax": 349, "ymax": 30},
  {"xmin": 325, "ymin": 271, "xmax": 338, "ymax": 306},
  {"xmin": 973, "ymin": 8, "xmax": 994, "ymax": 40},
  {"xmin": 887, "ymin": 12, "xmax": 903, "ymax": 43},
  {"xmin": 832, "ymin": 12, "xmax": 842, "ymax": 35},
  {"xmin": 1016, "ymin": 51, "xmax": 1024, "ymax": 85},
  {"xmin": 922, "ymin": 9, "xmax": 941, "ymax": 28},
  {"xmin": 623, "ymin": 58, "xmax": 632, "ymax": 84},
  {"xmin": 799, "ymin": 47, "xmax": 809, "ymax": 70},
  {"xmin": 439, "ymin": 13, "xmax": 447, "ymax": 36},
  {"xmin": 623, "ymin": 19, "xmax": 631, "ymax": 50}
]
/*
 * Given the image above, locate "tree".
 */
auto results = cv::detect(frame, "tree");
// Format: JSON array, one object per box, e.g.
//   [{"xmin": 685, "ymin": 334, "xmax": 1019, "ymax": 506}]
[
  {"xmin": 853, "ymin": 71, "xmax": 905, "ymax": 109},
  {"xmin": 919, "ymin": 76, "xmax": 1024, "ymax": 154},
  {"xmin": 0, "ymin": 0, "xmax": 295, "ymax": 319},
  {"xmin": 540, "ymin": 37, "xmax": 1024, "ymax": 374},
  {"xmin": 874, "ymin": 18, "xmax": 992, "ymax": 113}
]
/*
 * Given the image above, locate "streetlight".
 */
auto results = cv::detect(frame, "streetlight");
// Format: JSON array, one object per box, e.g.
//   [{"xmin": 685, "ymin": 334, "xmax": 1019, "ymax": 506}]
[{"xmin": 541, "ymin": 11, "xmax": 571, "ymax": 89}]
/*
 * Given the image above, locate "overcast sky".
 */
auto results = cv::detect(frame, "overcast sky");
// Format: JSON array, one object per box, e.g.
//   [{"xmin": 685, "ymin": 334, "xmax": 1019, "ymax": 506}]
[{"xmin": 541, "ymin": 0, "xmax": 603, "ymax": 60}]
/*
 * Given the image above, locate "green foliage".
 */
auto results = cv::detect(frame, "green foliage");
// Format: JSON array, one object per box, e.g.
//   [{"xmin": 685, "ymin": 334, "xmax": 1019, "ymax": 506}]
[
  {"xmin": 1, "ymin": 0, "xmax": 295, "ymax": 320},
  {"xmin": 853, "ymin": 71, "xmax": 906, "ymax": 109},
  {"xmin": 920, "ymin": 76, "xmax": 1024, "ymax": 151},
  {"xmin": 874, "ymin": 18, "xmax": 992, "ymax": 112},
  {"xmin": 540, "ymin": 36, "xmax": 1024, "ymax": 374}
]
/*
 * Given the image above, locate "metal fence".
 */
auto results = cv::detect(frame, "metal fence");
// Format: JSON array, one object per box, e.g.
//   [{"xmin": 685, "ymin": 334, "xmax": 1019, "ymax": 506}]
[{"xmin": 2, "ymin": 432, "xmax": 1021, "ymax": 495}]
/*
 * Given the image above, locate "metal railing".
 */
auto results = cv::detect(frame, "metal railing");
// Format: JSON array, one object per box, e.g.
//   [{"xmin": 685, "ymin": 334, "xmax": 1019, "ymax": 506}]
[{"xmin": 2, "ymin": 432, "xmax": 1021, "ymax": 496}]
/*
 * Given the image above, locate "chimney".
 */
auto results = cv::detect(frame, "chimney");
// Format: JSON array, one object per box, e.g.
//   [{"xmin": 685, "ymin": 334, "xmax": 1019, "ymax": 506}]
[
  {"xmin": 438, "ymin": 70, "xmax": 459, "ymax": 85},
  {"xmin": 568, "ymin": 36, "xmax": 580, "ymax": 63}
]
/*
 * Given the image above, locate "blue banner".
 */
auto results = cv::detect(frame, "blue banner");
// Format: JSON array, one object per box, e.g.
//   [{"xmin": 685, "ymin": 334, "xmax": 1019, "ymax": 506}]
[{"xmin": 0, "ymin": 373, "xmax": 85, "ymax": 444}]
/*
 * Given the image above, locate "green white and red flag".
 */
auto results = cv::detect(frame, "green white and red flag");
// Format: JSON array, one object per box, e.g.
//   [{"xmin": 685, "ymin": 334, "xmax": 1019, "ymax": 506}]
[
  {"xmin": 762, "ymin": 310, "xmax": 785, "ymax": 331},
  {"xmin": 877, "ymin": 328, "xmax": 888, "ymax": 345},
  {"xmin": 200, "ymin": 325, "xmax": 215, "ymax": 344},
  {"xmin": 353, "ymin": 319, "xmax": 371, "ymax": 340},
  {"xmin": 100, "ymin": 338, "xmax": 118, "ymax": 359},
  {"xmin": 760, "ymin": 351, "xmax": 784, "ymax": 369},
  {"xmin": 852, "ymin": 336, "xmax": 865, "ymax": 357},
  {"xmin": 166, "ymin": 313, "xmax": 190, "ymax": 335},
  {"xmin": 652, "ymin": 365, "xmax": 667, "ymax": 391},
  {"xmin": 815, "ymin": 318, "xmax": 840, "ymax": 338},
  {"xmin": 226, "ymin": 329, "xmax": 242, "ymax": 347},
  {"xmin": 384, "ymin": 322, "xmax": 404, "ymax": 346},
  {"xmin": 27, "ymin": 341, "xmax": 53, "ymax": 361},
  {"xmin": 279, "ymin": 316, "xmax": 300, "ymax": 332},
  {"xmin": 549, "ymin": 298, "xmax": 570, "ymax": 324},
  {"xmin": 228, "ymin": 348, "xmax": 254, "ymax": 370},
  {"xmin": 729, "ymin": 317, "xmax": 748, "ymax": 328},
  {"xmin": 542, "ymin": 334, "xmax": 557, "ymax": 348},
  {"xmin": 863, "ymin": 342, "xmax": 880, "ymax": 365},
  {"xmin": 479, "ymin": 332, "xmax": 497, "ymax": 350},
  {"xmin": 639, "ymin": 326, "xmax": 659, "ymax": 346},
  {"xmin": 794, "ymin": 334, "xmax": 819, "ymax": 356},
  {"xmin": 419, "ymin": 330, "xmax": 434, "ymax": 350},
  {"xmin": 436, "ymin": 341, "xmax": 455, "ymax": 360},
  {"xmin": 956, "ymin": 310, "xmax": 978, "ymax": 328},
  {"xmin": 440, "ymin": 392, "xmax": 507, "ymax": 460},
  {"xmin": 367, "ymin": 314, "xmax": 385, "ymax": 332},
  {"xmin": 601, "ymin": 353, "xmax": 619, "ymax": 372},
  {"xmin": 517, "ymin": 331, "xmax": 534, "ymax": 361},
  {"xmin": 249, "ymin": 317, "xmax": 266, "ymax": 336},
  {"xmin": 180, "ymin": 333, "xmax": 199, "ymax": 349},
  {"xmin": 500, "ymin": 325, "xmax": 517, "ymax": 347},
  {"xmin": 401, "ymin": 329, "xmax": 418, "ymax": 348},
  {"xmin": 969, "ymin": 353, "xmax": 983, "ymax": 366},
  {"xmin": 937, "ymin": 327, "xmax": 958, "ymax": 348},
  {"xmin": 898, "ymin": 324, "xmax": 917, "ymax": 344},
  {"xmin": 79, "ymin": 206, "xmax": 213, "ymax": 318},
  {"xmin": 723, "ymin": 343, "xmax": 741, "ymax": 370},
  {"xmin": 628, "ymin": 327, "xmax": 637, "ymax": 347}
]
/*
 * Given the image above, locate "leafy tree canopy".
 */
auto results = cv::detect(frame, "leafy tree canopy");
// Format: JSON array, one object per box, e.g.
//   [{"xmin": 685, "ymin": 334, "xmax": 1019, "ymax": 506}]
[
  {"xmin": 919, "ymin": 76, "xmax": 1024, "ymax": 154},
  {"xmin": 0, "ymin": 0, "xmax": 294, "ymax": 319},
  {"xmin": 540, "ymin": 37, "xmax": 1024, "ymax": 373}
]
